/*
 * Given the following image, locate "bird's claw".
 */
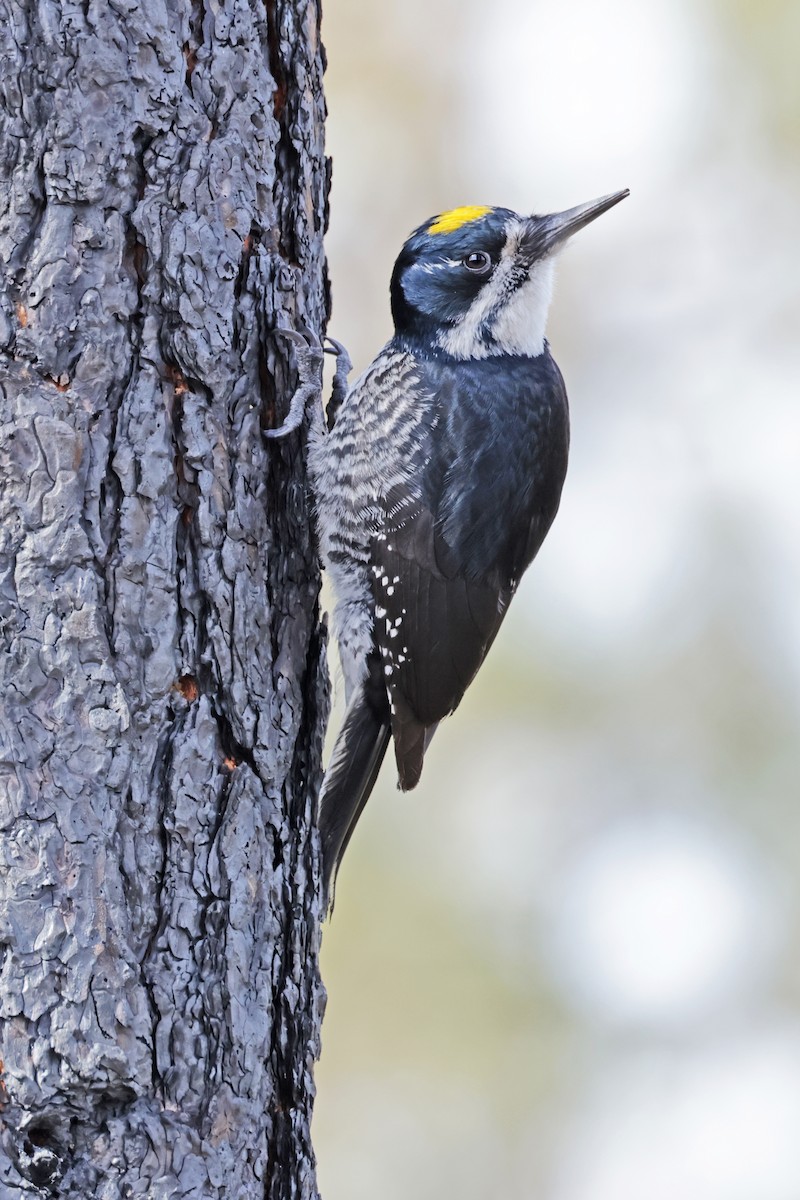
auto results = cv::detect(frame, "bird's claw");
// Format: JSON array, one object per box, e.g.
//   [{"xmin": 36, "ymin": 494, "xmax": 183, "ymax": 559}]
[
  {"xmin": 324, "ymin": 335, "xmax": 349, "ymax": 360},
  {"xmin": 272, "ymin": 327, "xmax": 311, "ymax": 350},
  {"xmin": 323, "ymin": 337, "xmax": 352, "ymax": 430},
  {"xmin": 264, "ymin": 326, "xmax": 325, "ymax": 440},
  {"xmin": 264, "ymin": 327, "xmax": 352, "ymax": 440}
]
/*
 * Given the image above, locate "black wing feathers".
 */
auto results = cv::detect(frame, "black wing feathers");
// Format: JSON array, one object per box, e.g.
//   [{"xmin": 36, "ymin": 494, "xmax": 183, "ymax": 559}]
[
  {"xmin": 430, "ymin": 353, "xmax": 569, "ymax": 584},
  {"xmin": 370, "ymin": 348, "xmax": 569, "ymax": 789}
]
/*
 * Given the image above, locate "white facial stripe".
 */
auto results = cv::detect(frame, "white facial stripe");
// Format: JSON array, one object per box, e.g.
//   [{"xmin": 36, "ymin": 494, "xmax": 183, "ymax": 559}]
[
  {"xmin": 489, "ymin": 258, "xmax": 555, "ymax": 357},
  {"xmin": 420, "ymin": 257, "xmax": 463, "ymax": 273},
  {"xmin": 436, "ymin": 218, "xmax": 521, "ymax": 358},
  {"xmin": 436, "ymin": 216, "xmax": 556, "ymax": 360}
]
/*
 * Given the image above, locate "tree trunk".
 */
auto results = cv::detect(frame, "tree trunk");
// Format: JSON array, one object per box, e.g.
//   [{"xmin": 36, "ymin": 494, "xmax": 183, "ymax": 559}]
[{"xmin": 0, "ymin": 0, "xmax": 329, "ymax": 1195}]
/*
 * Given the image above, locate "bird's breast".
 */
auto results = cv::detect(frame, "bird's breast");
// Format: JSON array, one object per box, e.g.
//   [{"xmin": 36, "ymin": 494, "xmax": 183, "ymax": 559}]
[{"xmin": 416, "ymin": 349, "xmax": 570, "ymax": 583}]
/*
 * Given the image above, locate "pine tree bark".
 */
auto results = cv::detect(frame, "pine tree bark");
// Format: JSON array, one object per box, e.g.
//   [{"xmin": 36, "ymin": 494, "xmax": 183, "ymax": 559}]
[{"xmin": 0, "ymin": 0, "xmax": 329, "ymax": 1195}]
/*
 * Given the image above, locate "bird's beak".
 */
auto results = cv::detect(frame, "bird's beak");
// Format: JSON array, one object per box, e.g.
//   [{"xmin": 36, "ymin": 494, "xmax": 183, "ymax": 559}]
[{"xmin": 529, "ymin": 189, "xmax": 630, "ymax": 256}]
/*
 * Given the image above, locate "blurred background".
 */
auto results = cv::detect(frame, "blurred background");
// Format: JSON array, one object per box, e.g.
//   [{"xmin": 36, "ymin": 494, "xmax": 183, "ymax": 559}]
[{"xmin": 313, "ymin": 0, "xmax": 800, "ymax": 1196}]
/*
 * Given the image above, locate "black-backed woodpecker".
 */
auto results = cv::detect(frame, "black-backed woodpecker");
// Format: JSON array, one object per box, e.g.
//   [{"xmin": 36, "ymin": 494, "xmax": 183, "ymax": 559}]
[{"xmin": 308, "ymin": 192, "xmax": 629, "ymax": 903}]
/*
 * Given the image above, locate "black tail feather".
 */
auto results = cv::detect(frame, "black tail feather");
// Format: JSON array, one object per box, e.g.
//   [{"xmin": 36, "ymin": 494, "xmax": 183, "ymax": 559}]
[{"xmin": 318, "ymin": 652, "xmax": 391, "ymax": 909}]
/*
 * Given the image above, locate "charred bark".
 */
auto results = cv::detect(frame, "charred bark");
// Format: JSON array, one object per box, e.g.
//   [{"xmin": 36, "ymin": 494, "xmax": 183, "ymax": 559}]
[{"xmin": 0, "ymin": 0, "xmax": 330, "ymax": 1195}]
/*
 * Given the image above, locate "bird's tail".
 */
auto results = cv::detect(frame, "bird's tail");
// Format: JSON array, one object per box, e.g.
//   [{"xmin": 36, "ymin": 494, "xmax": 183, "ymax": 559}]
[{"xmin": 318, "ymin": 651, "xmax": 392, "ymax": 909}]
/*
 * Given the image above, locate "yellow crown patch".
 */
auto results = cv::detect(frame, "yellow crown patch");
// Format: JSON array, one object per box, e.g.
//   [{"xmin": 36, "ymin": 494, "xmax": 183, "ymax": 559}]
[{"xmin": 427, "ymin": 205, "xmax": 493, "ymax": 235}]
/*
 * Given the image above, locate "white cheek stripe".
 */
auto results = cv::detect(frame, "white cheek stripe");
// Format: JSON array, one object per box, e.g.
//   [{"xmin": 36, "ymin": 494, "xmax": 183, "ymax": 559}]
[
  {"xmin": 436, "ymin": 218, "xmax": 556, "ymax": 360},
  {"xmin": 490, "ymin": 258, "xmax": 555, "ymax": 358}
]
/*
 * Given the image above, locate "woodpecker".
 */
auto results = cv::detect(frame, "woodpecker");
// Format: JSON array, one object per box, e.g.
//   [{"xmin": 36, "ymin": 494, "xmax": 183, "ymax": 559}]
[{"xmin": 305, "ymin": 191, "xmax": 628, "ymax": 903}]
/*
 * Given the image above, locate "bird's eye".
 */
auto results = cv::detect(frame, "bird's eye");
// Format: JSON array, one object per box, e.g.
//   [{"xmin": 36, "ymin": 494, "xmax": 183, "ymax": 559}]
[{"xmin": 462, "ymin": 251, "xmax": 492, "ymax": 274}]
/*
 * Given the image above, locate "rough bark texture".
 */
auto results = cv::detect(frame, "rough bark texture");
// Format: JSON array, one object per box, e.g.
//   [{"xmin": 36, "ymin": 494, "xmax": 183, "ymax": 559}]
[{"xmin": 0, "ymin": 0, "xmax": 330, "ymax": 1195}]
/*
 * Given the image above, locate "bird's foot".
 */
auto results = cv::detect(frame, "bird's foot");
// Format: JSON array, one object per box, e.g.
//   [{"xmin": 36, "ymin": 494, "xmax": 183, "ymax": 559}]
[
  {"xmin": 264, "ymin": 326, "xmax": 325, "ymax": 440},
  {"xmin": 324, "ymin": 336, "xmax": 352, "ymax": 430}
]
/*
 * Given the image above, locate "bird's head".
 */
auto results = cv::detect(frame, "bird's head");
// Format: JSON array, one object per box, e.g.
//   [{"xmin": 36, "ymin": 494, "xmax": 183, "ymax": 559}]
[{"xmin": 390, "ymin": 191, "xmax": 629, "ymax": 360}]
